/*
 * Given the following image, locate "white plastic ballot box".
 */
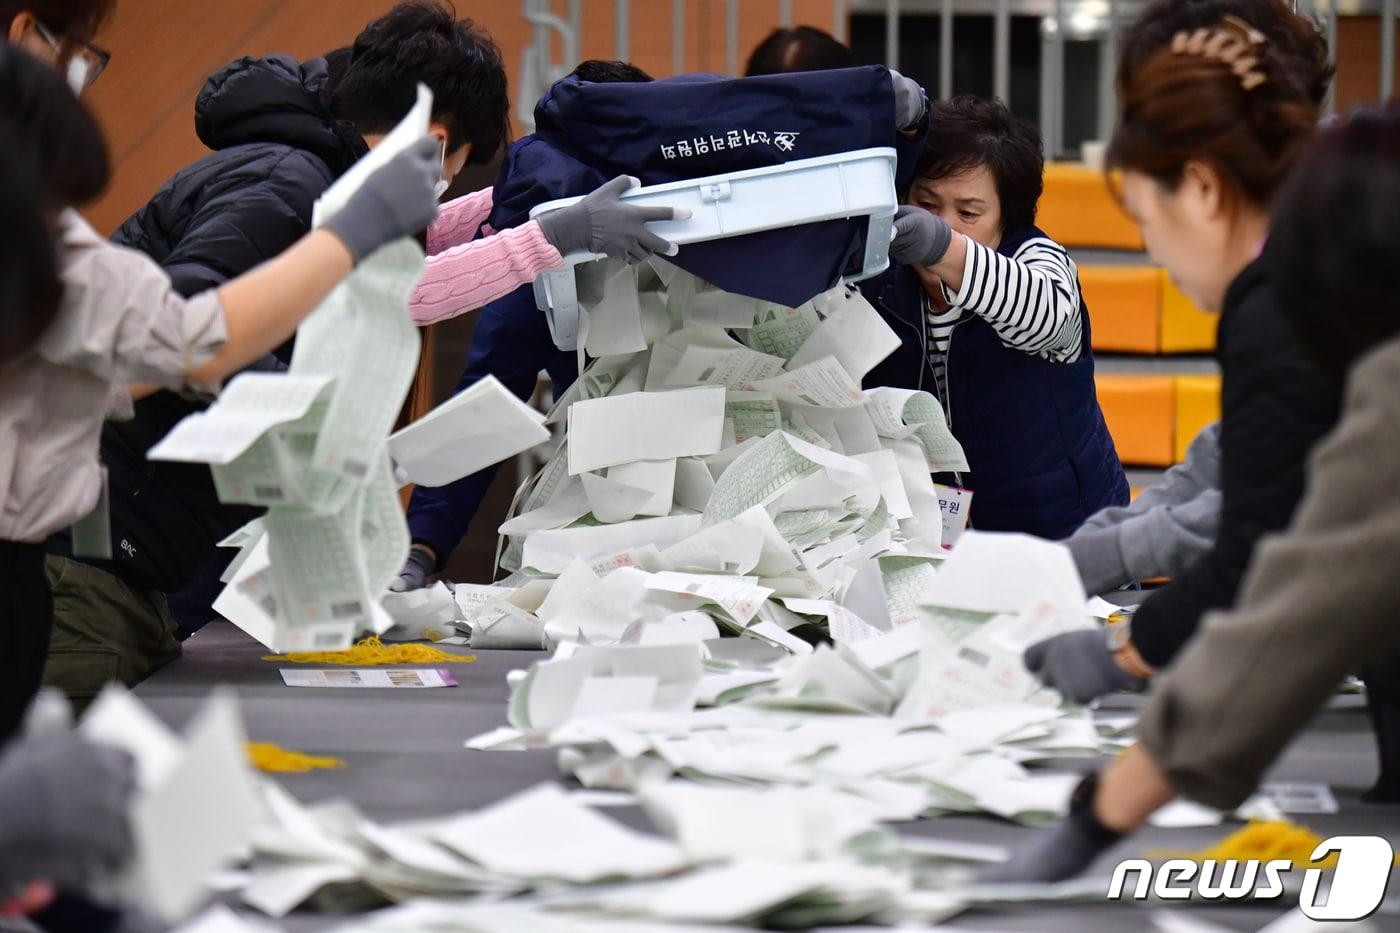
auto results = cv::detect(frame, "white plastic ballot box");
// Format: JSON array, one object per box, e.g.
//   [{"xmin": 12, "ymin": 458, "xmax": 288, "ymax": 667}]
[{"xmin": 529, "ymin": 147, "xmax": 899, "ymax": 351}]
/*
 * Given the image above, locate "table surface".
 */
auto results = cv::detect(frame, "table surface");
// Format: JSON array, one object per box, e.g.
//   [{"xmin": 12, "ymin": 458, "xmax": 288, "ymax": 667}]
[{"xmin": 136, "ymin": 622, "xmax": 1400, "ymax": 932}]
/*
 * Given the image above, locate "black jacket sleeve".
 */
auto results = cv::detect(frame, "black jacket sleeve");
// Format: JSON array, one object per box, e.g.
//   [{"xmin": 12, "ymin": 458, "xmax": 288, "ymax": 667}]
[
  {"xmin": 1130, "ymin": 274, "xmax": 1342, "ymax": 669},
  {"xmin": 128, "ymin": 148, "xmax": 331, "ymax": 298}
]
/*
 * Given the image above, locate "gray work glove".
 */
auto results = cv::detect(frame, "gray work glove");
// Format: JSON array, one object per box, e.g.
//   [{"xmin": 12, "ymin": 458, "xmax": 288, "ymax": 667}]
[
  {"xmin": 889, "ymin": 69, "xmax": 928, "ymax": 129},
  {"xmin": 0, "ymin": 733, "xmax": 136, "ymax": 890},
  {"xmin": 888, "ymin": 204, "xmax": 954, "ymax": 268},
  {"xmin": 978, "ymin": 775, "xmax": 1123, "ymax": 884},
  {"xmin": 537, "ymin": 175, "xmax": 688, "ymax": 264},
  {"xmin": 1023, "ymin": 629, "xmax": 1146, "ymax": 705},
  {"xmin": 389, "ymin": 544, "xmax": 437, "ymax": 593},
  {"xmin": 323, "ymin": 136, "xmax": 443, "ymax": 263}
]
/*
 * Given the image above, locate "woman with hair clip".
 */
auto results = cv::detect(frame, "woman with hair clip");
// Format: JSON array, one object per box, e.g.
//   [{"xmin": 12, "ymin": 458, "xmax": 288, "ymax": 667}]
[
  {"xmin": 1060, "ymin": 0, "xmax": 1333, "ymax": 597},
  {"xmin": 1018, "ymin": 11, "xmax": 1342, "ymax": 706},
  {"xmin": 988, "ymin": 101, "xmax": 1400, "ymax": 885}
]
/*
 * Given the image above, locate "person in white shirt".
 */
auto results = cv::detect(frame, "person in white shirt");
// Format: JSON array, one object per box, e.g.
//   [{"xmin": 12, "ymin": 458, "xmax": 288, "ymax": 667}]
[{"xmin": 0, "ymin": 43, "xmax": 441, "ymax": 743}]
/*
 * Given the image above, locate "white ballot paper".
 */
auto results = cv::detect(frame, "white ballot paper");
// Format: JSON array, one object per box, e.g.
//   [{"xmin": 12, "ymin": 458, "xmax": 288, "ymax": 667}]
[
  {"xmin": 388, "ymin": 375, "xmax": 549, "ymax": 487},
  {"xmin": 567, "ymin": 386, "xmax": 726, "ymax": 474},
  {"xmin": 664, "ymin": 343, "xmax": 786, "ymax": 391},
  {"xmin": 747, "ymin": 356, "xmax": 865, "ymax": 409},
  {"xmin": 148, "ymin": 373, "xmax": 332, "ymax": 467},
  {"xmin": 82, "ymin": 688, "xmax": 265, "ymax": 923},
  {"xmin": 786, "ymin": 286, "xmax": 901, "ymax": 382},
  {"xmin": 279, "ymin": 668, "xmax": 459, "ymax": 688},
  {"xmin": 745, "ymin": 299, "xmax": 821, "ymax": 361},
  {"xmin": 865, "ymin": 386, "xmax": 969, "ymax": 472},
  {"xmin": 432, "ymin": 783, "xmax": 687, "ymax": 883},
  {"xmin": 920, "ymin": 531, "xmax": 1087, "ymax": 620}
]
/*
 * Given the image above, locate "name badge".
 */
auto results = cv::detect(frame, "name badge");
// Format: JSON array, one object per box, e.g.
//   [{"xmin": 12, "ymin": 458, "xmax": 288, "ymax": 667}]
[{"xmin": 934, "ymin": 483, "xmax": 972, "ymax": 548}]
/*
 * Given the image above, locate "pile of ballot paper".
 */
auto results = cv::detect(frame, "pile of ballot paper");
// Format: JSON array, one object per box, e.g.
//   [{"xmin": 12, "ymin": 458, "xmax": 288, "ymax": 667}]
[
  {"xmin": 459, "ymin": 530, "xmax": 1136, "ymax": 824},
  {"xmin": 451, "ymin": 256, "xmax": 978, "ymax": 656},
  {"xmin": 211, "ymin": 773, "xmax": 1090, "ymax": 929}
]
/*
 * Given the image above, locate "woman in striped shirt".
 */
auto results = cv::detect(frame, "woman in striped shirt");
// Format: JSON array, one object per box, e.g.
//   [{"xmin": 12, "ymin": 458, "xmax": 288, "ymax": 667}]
[{"xmin": 866, "ymin": 95, "xmax": 1127, "ymax": 541}]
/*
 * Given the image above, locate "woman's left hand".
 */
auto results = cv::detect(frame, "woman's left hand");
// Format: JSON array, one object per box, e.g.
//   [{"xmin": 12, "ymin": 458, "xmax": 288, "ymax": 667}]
[{"xmin": 1024, "ymin": 629, "xmax": 1147, "ymax": 704}]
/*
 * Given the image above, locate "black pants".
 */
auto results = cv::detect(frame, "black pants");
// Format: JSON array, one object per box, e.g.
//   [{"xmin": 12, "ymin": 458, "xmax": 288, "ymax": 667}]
[{"xmin": 0, "ymin": 540, "xmax": 52, "ymax": 744}]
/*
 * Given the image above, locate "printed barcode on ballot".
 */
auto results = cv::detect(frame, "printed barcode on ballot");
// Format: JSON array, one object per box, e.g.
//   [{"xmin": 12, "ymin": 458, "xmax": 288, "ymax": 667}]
[
  {"xmin": 330, "ymin": 601, "xmax": 362, "ymax": 619},
  {"xmin": 314, "ymin": 631, "xmax": 344, "ymax": 648},
  {"xmin": 253, "ymin": 486, "xmax": 284, "ymax": 500},
  {"xmin": 957, "ymin": 646, "xmax": 990, "ymax": 668}
]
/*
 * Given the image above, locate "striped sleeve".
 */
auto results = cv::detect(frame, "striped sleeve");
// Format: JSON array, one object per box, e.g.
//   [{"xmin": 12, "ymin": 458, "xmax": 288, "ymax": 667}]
[{"xmin": 941, "ymin": 235, "xmax": 1085, "ymax": 363}]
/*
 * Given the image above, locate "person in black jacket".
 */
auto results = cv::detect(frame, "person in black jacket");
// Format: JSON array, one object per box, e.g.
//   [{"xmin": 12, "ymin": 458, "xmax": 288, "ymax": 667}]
[
  {"xmin": 40, "ymin": 0, "xmax": 512, "ymax": 706},
  {"xmin": 1019, "ymin": 10, "xmax": 1341, "ymax": 706}
]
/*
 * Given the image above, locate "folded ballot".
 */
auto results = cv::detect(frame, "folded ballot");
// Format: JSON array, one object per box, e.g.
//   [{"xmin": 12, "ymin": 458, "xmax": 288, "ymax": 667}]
[{"xmin": 388, "ymin": 375, "xmax": 550, "ymax": 487}]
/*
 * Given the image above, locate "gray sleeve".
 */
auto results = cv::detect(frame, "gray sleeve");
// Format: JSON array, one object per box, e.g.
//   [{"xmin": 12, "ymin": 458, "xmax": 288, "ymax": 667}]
[
  {"xmin": 1067, "ymin": 422, "xmax": 1222, "ymax": 592},
  {"xmin": 1137, "ymin": 355, "xmax": 1400, "ymax": 809}
]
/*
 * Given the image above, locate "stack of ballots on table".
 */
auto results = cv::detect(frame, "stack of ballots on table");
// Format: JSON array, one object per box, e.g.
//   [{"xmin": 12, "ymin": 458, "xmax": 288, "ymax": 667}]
[
  {"xmin": 466, "ymin": 529, "xmax": 1130, "ymax": 827},
  {"xmin": 214, "ymin": 772, "xmax": 1093, "ymax": 929},
  {"xmin": 456, "ymin": 256, "xmax": 973, "ymax": 655}
]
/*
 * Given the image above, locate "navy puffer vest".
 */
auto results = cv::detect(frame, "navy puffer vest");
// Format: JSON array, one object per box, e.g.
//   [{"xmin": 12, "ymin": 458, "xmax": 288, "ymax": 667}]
[{"xmin": 862, "ymin": 226, "xmax": 1128, "ymax": 540}]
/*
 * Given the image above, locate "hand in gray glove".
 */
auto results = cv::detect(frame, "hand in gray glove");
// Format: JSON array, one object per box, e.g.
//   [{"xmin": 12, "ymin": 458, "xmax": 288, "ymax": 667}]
[
  {"xmin": 389, "ymin": 543, "xmax": 437, "ymax": 593},
  {"xmin": 323, "ymin": 135, "xmax": 443, "ymax": 263},
  {"xmin": 0, "ymin": 733, "xmax": 136, "ymax": 890},
  {"xmin": 889, "ymin": 69, "xmax": 929, "ymax": 129},
  {"xmin": 978, "ymin": 775, "xmax": 1123, "ymax": 884},
  {"xmin": 538, "ymin": 175, "xmax": 689, "ymax": 264},
  {"xmin": 888, "ymin": 204, "xmax": 954, "ymax": 268},
  {"xmin": 1024, "ymin": 629, "xmax": 1146, "ymax": 705}
]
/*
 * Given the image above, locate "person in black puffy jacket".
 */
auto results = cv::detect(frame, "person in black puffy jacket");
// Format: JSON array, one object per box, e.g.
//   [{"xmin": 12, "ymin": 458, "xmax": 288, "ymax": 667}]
[{"xmin": 41, "ymin": 1, "xmax": 511, "ymax": 707}]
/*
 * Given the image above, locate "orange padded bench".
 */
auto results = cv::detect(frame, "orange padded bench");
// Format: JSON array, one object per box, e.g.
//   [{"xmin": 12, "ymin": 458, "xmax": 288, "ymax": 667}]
[
  {"xmin": 1083, "ymin": 266, "xmax": 1220, "ymax": 356},
  {"xmin": 1040, "ymin": 164, "xmax": 1144, "ymax": 251},
  {"xmin": 1095, "ymin": 374, "xmax": 1223, "ymax": 467},
  {"xmin": 1081, "ymin": 266, "xmax": 1161, "ymax": 354},
  {"xmin": 1096, "ymin": 374, "xmax": 1175, "ymax": 467}
]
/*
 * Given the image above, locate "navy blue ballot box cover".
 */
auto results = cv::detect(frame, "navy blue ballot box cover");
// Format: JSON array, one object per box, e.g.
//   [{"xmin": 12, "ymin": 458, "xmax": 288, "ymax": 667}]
[{"xmin": 489, "ymin": 66, "xmax": 927, "ymax": 309}]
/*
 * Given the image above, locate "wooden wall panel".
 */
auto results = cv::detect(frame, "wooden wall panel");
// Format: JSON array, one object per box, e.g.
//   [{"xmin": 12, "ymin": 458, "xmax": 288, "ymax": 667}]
[{"xmin": 83, "ymin": 0, "xmax": 843, "ymax": 233}]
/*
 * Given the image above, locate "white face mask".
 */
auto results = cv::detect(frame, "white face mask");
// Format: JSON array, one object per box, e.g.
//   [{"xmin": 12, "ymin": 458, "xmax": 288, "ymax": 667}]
[
  {"xmin": 65, "ymin": 57, "xmax": 91, "ymax": 95},
  {"xmin": 434, "ymin": 138, "xmax": 450, "ymax": 199}
]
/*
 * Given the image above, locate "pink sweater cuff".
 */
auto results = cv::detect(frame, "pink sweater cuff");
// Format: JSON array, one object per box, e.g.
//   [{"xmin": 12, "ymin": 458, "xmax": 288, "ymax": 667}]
[{"xmin": 411, "ymin": 220, "xmax": 564, "ymax": 326}]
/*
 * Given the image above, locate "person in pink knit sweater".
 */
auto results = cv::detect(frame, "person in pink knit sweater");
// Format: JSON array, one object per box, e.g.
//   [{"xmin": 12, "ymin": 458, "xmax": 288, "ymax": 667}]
[{"xmin": 414, "ymin": 172, "xmax": 684, "ymax": 326}]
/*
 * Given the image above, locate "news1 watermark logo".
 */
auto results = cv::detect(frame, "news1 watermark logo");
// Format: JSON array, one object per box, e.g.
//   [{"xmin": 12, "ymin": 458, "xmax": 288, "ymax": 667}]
[{"xmin": 1108, "ymin": 835, "xmax": 1395, "ymax": 921}]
